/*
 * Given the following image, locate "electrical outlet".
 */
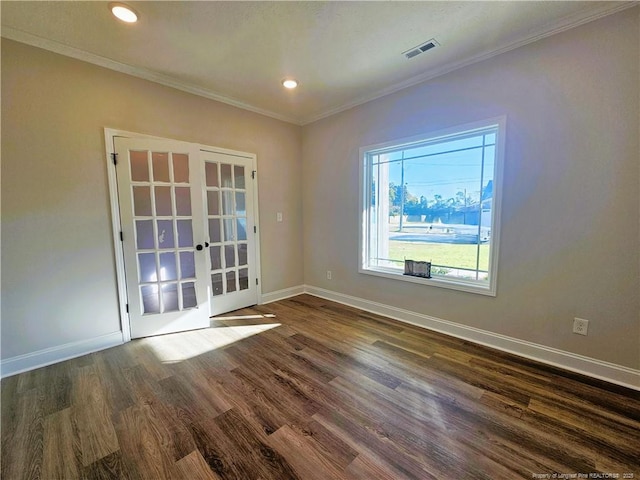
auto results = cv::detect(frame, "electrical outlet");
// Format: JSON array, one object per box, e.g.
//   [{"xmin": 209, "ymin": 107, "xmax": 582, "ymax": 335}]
[
  {"xmin": 326, "ymin": 270, "xmax": 332, "ymax": 280},
  {"xmin": 276, "ymin": 212, "xmax": 283, "ymax": 222},
  {"xmin": 573, "ymin": 317, "xmax": 589, "ymax": 336}
]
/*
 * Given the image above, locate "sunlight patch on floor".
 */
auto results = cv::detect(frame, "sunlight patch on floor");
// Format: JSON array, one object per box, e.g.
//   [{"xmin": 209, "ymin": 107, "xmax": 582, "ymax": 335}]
[{"xmin": 143, "ymin": 321, "xmax": 281, "ymax": 364}]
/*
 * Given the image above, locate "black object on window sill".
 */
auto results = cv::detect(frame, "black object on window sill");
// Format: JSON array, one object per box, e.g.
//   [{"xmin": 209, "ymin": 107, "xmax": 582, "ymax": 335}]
[{"xmin": 404, "ymin": 259, "xmax": 431, "ymax": 278}]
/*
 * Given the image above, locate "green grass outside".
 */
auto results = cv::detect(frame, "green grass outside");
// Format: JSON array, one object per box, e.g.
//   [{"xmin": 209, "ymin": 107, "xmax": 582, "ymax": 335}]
[{"xmin": 388, "ymin": 241, "xmax": 490, "ymax": 271}]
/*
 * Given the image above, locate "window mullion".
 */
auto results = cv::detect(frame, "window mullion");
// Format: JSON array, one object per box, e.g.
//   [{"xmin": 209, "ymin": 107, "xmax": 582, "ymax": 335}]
[{"xmin": 475, "ymin": 135, "xmax": 488, "ymax": 281}]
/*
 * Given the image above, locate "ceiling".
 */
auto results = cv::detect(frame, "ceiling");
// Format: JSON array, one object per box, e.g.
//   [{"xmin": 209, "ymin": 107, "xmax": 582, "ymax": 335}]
[{"xmin": 1, "ymin": 1, "xmax": 634, "ymax": 125}]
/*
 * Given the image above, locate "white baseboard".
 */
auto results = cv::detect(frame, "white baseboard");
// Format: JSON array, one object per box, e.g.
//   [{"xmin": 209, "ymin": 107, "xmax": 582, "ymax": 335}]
[
  {"xmin": 303, "ymin": 285, "xmax": 640, "ymax": 391},
  {"xmin": 1, "ymin": 332, "xmax": 124, "ymax": 378},
  {"xmin": 4, "ymin": 288, "xmax": 637, "ymax": 391},
  {"xmin": 260, "ymin": 285, "xmax": 306, "ymax": 305}
]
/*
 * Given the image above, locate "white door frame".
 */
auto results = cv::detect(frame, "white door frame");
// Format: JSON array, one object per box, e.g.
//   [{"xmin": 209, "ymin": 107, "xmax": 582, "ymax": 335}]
[{"xmin": 104, "ymin": 128, "xmax": 262, "ymax": 342}]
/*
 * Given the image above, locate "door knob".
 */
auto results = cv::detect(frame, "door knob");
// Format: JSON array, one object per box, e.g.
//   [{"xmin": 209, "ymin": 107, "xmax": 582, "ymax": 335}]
[{"xmin": 196, "ymin": 244, "xmax": 204, "ymax": 251}]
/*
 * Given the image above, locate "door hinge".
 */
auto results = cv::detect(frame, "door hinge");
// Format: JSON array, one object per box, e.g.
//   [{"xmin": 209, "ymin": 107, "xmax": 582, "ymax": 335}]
[
  {"xmin": 111, "ymin": 152, "xmax": 118, "ymax": 165},
  {"xmin": 119, "ymin": 231, "xmax": 124, "ymax": 241},
  {"xmin": 256, "ymin": 278, "xmax": 259, "ymax": 285},
  {"xmin": 253, "ymin": 226, "xmax": 257, "ymax": 234},
  {"xmin": 126, "ymin": 303, "xmax": 129, "ymax": 313},
  {"xmin": 251, "ymin": 170, "xmax": 256, "ymax": 179}
]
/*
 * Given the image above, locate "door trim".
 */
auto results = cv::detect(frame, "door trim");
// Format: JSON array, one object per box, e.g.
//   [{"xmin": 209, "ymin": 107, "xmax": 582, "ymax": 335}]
[{"xmin": 104, "ymin": 128, "xmax": 262, "ymax": 342}]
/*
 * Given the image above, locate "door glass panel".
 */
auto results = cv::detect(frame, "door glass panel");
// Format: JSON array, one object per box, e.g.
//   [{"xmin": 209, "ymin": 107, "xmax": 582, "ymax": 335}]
[
  {"xmin": 235, "ymin": 192, "xmax": 246, "ymax": 216},
  {"xmin": 221, "ymin": 164, "xmax": 233, "ymax": 188},
  {"xmin": 221, "ymin": 191, "xmax": 234, "ymax": 215},
  {"xmin": 141, "ymin": 285, "xmax": 160, "ymax": 314},
  {"xmin": 209, "ymin": 218, "xmax": 221, "ymax": 243},
  {"xmin": 177, "ymin": 219, "xmax": 193, "ymax": 247},
  {"xmin": 180, "ymin": 251, "xmax": 195, "ymax": 279},
  {"xmin": 152, "ymin": 152, "xmax": 170, "ymax": 182},
  {"xmin": 234, "ymin": 166, "xmax": 245, "ymax": 190},
  {"xmin": 157, "ymin": 220, "xmax": 175, "ymax": 249},
  {"xmin": 210, "ymin": 246, "xmax": 222, "ymax": 270},
  {"xmin": 133, "ymin": 186, "xmax": 152, "ymax": 216},
  {"xmin": 239, "ymin": 268, "xmax": 249, "ymax": 291},
  {"xmin": 182, "ymin": 282, "xmax": 197, "ymax": 308},
  {"xmin": 138, "ymin": 253, "xmax": 157, "ymax": 283},
  {"xmin": 207, "ymin": 191, "xmax": 220, "ymax": 215},
  {"xmin": 223, "ymin": 219, "xmax": 234, "ymax": 241},
  {"xmin": 155, "ymin": 186, "xmax": 172, "ymax": 216},
  {"xmin": 136, "ymin": 220, "xmax": 155, "ymax": 249},
  {"xmin": 238, "ymin": 244, "xmax": 248, "ymax": 266},
  {"xmin": 237, "ymin": 218, "xmax": 247, "ymax": 241},
  {"xmin": 205, "ymin": 162, "xmax": 219, "ymax": 187},
  {"xmin": 211, "ymin": 273, "xmax": 223, "ymax": 296},
  {"xmin": 162, "ymin": 283, "xmax": 179, "ymax": 312},
  {"xmin": 175, "ymin": 187, "xmax": 191, "ymax": 216},
  {"xmin": 226, "ymin": 271, "xmax": 236, "ymax": 293},
  {"xmin": 130, "ymin": 151, "xmax": 149, "ymax": 181},
  {"xmin": 172, "ymin": 153, "xmax": 189, "ymax": 183},
  {"xmin": 159, "ymin": 252, "xmax": 177, "ymax": 281},
  {"xmin": 225, "ymin": 245, "xmax": 235, "ymax": 268}
]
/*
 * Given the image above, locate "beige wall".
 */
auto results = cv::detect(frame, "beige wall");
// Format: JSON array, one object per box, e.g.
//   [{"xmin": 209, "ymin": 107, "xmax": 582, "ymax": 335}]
[
  {"xmin": 1, "ymin": 39, "xmax": 303, "ymax": 359},
  {"xmin": 302, "ymin": 9, "xmax": 640, "ymax": 369},
  {"xmin": 2, "ymin": 8, "xmax": 639, "ymax": 373}
]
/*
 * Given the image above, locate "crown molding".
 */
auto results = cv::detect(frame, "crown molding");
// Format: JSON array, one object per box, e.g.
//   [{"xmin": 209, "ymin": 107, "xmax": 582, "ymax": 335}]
[
  {"xmin": 2, "ymin": 1, "xmax": 636, "ymax": 127},
  {"xmin": 0, "ymin": 27, "xmax": 301, "ymax": 125},
  {"xmin": 299, "ymin": 1, "xmax": 638, "ymax": 125}
]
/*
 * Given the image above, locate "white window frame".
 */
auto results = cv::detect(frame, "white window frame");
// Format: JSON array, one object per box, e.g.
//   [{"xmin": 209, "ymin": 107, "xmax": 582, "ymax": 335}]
[{"xmin": 358, "ymin": 117, "xmax": 506, "ymax": 296}]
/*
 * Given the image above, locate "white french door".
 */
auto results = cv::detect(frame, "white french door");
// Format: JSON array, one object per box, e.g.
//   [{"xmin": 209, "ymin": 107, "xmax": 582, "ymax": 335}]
[
  {"xmin": 201, "ymin": 150, "xmax": 258, "ymax": 316},
  {"xmin": 113, "ymin": 135, "xmax": 259, "ymax": 339}
]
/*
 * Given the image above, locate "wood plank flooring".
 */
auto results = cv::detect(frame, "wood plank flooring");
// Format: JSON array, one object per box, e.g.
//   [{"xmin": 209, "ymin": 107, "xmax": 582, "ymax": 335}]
[{"xmin": 2, "ymin": 294, "xmax": 639, "ymax": 479}]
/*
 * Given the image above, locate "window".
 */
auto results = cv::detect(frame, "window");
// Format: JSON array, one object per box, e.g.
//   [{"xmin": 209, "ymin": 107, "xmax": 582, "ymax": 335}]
[{"xmin": 359, "ymin": 118, "xmax": 505, "ymax": 295}]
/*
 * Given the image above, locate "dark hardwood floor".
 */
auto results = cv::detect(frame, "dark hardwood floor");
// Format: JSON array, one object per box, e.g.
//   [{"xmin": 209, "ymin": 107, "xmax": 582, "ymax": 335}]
[{"xmin": 2, "ymin": 294, "xmax": 639, "ymax": 479}]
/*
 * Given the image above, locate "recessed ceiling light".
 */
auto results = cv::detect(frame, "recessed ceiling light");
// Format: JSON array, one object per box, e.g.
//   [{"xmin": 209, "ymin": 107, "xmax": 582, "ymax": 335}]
[
  {"xmin": 110, "ymin": 3, "xmax": 138, "ymax": 23},
  {"xmin": 282, "ymin": 79, "xmax": 298, "ymax": 89}
]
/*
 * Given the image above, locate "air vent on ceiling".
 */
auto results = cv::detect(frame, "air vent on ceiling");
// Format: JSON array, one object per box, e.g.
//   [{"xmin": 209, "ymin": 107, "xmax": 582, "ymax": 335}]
[{"xmin": 403, "ymin": 39, "xmax": 440, "ymax": 59}]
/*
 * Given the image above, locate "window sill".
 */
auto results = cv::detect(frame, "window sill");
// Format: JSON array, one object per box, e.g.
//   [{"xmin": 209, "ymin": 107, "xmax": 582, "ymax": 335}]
[{"xmin": 359, "ymin": 266, "xmax": 496, "ymax": 297}]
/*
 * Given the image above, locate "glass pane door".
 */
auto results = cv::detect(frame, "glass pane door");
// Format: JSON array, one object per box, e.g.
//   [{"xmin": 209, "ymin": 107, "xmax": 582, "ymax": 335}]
[
  {"xmin": 202, "ymin": 150, "xmax": 258, "ymax": 315},
  {"xmin": 116, "ymin": 137, "xmax": 209, "ymax": 338}
]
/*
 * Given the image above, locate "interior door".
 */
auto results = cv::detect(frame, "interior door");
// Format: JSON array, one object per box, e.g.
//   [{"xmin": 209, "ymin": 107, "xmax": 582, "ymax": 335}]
[
  {"xmin": 115, "ymin": 137, "xmax": 210, "ymax": 338},
  {"xmin": 202, "ymin": 150, "xmax": 259, "ymax": 316}
]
